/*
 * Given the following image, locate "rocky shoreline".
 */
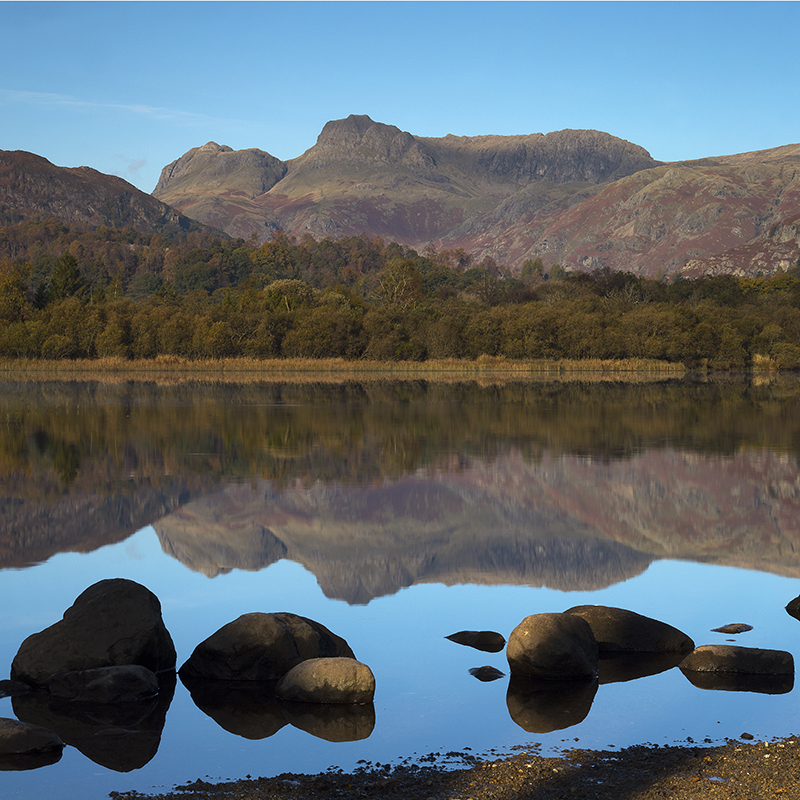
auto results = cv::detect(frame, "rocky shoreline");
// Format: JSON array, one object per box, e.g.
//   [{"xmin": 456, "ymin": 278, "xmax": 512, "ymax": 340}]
[{"xmin": 125, "ymin": 736, "xmax": 797, "ymax": 800}]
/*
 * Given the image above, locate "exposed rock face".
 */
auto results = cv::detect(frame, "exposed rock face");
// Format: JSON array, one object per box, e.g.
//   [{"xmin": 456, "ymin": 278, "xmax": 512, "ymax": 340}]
[
  {"xmin": 563, "ymin": 605, "xmax": 695, "ymax": 654},
  {"xmin": 506, "ymin": 613, "xmax": 598, "ymax": 680},
  {"xmin": 680, "ymin": 645, "xmax": 794, "ymax": 675},
  {"xmin": 179, "ymin": 612, "xmax": 355, "ymax": 682},
  {"xmin": 0, "ymin": 150, "xmax": 212, "ymax": 235},
  {"xmin": 11, "ymin": 579, "xmax": 177, "ymax": 688},
  {"xmin": 275, "ymin": 657, "xmax": 375, "ymax": 704},
  {"xmin": 47, "ymin": 665, "xmax": 159, "ymax": 704}
]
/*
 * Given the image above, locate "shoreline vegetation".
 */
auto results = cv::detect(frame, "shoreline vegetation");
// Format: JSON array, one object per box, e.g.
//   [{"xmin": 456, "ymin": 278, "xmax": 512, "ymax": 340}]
[
  {"xmin": 1, "ymin": 356, "xmax": 689, "ymax": 384},
  {"xmin": 128, "ymin": 735, "xmax": 800, "ymax": 800}
]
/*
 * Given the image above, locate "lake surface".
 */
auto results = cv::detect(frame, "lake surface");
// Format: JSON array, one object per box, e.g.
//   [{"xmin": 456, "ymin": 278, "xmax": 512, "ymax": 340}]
[{"xmin": 2, "ymin": 375, "xmax": 800, "ymax": 799}]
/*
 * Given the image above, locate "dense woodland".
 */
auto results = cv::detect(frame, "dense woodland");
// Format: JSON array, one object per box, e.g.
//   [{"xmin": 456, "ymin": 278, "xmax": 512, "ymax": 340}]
[{"xmin": 1, "ymin": 218, "xmax": 800, "ymax": 369}]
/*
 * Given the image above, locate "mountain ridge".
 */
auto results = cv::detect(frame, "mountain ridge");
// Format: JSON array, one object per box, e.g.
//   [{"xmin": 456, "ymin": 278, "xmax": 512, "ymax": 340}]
[{"xmin": 152, "ymin": 114, "xmax": 800, "ymax": 276}]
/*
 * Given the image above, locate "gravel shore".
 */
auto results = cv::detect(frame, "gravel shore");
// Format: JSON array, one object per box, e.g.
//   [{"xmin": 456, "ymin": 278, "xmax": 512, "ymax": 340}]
[{"xmin": 121, "ymin": 735, "xmax": 797, "ymax": 800}]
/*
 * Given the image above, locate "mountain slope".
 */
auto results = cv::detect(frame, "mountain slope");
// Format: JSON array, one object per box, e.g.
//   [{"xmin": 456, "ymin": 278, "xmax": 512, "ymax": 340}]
[
  {"xmin": 0, "ymin": 149, "xmax": 217, "ymax": 236},
  {"xmin": 152, "ymin": 115, "xmax": 800, "ymax": 276}
]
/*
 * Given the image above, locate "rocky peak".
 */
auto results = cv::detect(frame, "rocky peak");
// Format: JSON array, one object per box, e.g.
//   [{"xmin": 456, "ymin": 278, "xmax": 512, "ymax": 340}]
[{"xmin": 153, "ymin": 142, "xmax": 287, "ymax": 200}]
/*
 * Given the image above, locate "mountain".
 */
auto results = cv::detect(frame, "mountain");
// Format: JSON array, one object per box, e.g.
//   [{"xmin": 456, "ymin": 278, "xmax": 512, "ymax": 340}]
[
  {"xmin": 0, "ymin": 149, "xmax": 217, "ymax": 236},
  {"xmin": 153, "ymin": 115, "xmax": 800, "ymax": 276}
]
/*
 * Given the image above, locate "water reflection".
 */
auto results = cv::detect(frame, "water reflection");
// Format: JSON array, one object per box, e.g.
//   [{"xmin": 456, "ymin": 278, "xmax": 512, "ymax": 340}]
[
  {"xmin": 1, "ymin": 377, "xmax": 800, "ymax": 798},
  {"xmin": 11, "ymin": 673, "xmax": 175, "ymax": 772}
]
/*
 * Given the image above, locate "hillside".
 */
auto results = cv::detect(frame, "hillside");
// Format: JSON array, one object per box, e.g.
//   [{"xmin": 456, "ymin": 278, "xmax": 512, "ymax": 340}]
[
  {"xmin": 153, "ymin": 115, "xmax": 800, "ymax": 277},
  {"xmin": 0, "ymin": 149, "xmax": 217, "ymax": 237}
]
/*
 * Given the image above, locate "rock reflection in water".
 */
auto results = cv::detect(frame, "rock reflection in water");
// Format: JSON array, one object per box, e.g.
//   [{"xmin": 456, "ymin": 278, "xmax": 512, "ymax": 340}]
[
  {"xmin": 681, "ymin": 670, "xmax": 794, "ymax": 695},
  {"xmin": 181, "ymin": 677, "xmax": 287, "ymax": 739},
  {"xmin": 0, "ymin": 749, "xmax": 63, "ymax": 772},
  {"xmin": 506, "ymin": 675, "xmax": 598, "ymax": 733},
  {"xmin": 597, "ymin": 652, "xmax": 686, "ymax": 685},
  {"xmin": 11, "ymin": 672, "xmax": 175, "ymax": 772},
  {"xmin": 181, "ymin": 675, "xmax": 375, "ymax": 742}
]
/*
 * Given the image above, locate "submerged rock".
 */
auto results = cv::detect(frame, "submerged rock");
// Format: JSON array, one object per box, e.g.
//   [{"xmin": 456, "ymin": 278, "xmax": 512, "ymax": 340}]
[
  {"xmin": 564, "ymin": 605, "xmax": 694, "ymax": 654},
  {"xmin": 446, "ymin": 630, "xmax": 506, "ymax": 653},
  {"xmin": 275, "ymin": 657, "xmax": 375, "ymax": 704},
  {"xmin": 179, "ymin": 612, "xmax": 355, "ymax": 682},
  {"xmin": 506, "ymin": 613, "xmax": 598, "ymax": 680},
  {"xmin": 469, "ymin": 666, "xmax": 506, "ymax": 682},
  {"xmin": 11, "ymin": 579, "xmax": 176, "ymax": 689},
  {"xmin": 711, "ymin": 623, "xmax": 753, "ymax": 634}
]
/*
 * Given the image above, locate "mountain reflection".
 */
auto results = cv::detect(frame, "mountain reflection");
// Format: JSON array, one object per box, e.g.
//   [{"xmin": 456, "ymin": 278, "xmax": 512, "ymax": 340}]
[{"xmin": 2, "ymin": 378, "xmax": 799, "ymax": 598}]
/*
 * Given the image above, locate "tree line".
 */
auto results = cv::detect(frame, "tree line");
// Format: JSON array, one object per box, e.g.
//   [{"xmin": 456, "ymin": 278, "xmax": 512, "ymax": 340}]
[{"xmin": 1, "ymin": 218, "xmax": 800, "ymax": 369}]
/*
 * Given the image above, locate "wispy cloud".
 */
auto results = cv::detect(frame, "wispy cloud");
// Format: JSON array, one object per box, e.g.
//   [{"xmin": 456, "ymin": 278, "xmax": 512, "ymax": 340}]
[{"xmin": 0, "ymin": 87, "xmax": 245, "ymax": 126}]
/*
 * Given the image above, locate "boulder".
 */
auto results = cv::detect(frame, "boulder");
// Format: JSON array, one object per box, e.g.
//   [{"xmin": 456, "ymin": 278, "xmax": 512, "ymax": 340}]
[
  {"xmin": 47, "ymin": 665, "xmax": 159, "ymax": 704},
  {"xmin": 0, "ymin": 680, "xmax": 32, "ymax": 699},
  {"xmin": 11, "ymin": 579, "xmax": 176, "ymax": 689},
  {"xmin": 564, "ymin": 605, "xmax": 694, "ymax": 653},
  {"xmin": 506, "ymin": 613, "xmax": 598, "ymax": 680},
  {"xmin": 179, "ymin": 612, "xmax": 354, "ymax": 682},
  {"xmin": 680, "ymin": 645, "xmax": 794, "ymax": 676},
  {"xmin": 275, "ymin": 657, "xmax": 375, "ymax": 704},
  {"xmin": 445, "ymin": 630, "xmax": 506, "ymax": 653},
  {"xmin": 0, "ymin": 718, "xmax": 64, "ymax": 755}
]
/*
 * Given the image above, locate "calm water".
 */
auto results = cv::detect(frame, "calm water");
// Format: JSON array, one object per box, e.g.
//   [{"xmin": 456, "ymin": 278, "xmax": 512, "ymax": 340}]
[{"xmin": 2, "ymin": 376, "xmax": 800, "ymax": 799}]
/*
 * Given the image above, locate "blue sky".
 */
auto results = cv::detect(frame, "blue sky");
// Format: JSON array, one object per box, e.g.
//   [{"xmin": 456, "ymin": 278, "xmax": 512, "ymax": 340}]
[{"xmin": 2, "ymin": 1, "xmax": 798, "ymax": 193}]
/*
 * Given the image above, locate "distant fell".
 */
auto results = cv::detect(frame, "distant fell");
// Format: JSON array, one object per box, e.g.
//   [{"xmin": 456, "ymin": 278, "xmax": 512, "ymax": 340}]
[
  {"xmin": 153, "ymin": 115, "xmax": 800, "ymax": 277},
  {"xmin": 0, "ymin": 149, "xmax": 216, "ymax": 237}
]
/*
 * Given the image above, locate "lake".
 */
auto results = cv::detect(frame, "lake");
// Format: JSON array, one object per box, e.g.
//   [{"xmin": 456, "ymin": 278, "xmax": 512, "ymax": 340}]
[{"xmin": 2, "ymin": 375, "xmax": 800, "ymax": 799}]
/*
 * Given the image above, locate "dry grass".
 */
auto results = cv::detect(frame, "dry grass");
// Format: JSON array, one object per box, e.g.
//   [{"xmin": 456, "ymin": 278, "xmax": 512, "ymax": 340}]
[{"xmin": 0, "ymin": 355, "xmax": 686, "ymax": 385}]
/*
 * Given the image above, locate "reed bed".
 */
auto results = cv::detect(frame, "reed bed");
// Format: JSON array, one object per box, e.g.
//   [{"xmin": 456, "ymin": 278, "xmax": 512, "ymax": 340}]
[{"xmin": 0, "ymin": 355, "xmax": 687, "ymax": 385}]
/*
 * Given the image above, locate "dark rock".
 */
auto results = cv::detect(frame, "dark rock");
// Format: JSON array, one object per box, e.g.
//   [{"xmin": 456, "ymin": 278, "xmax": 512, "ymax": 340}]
[
  {"xmin": 446, "ymin": 631, "xmax": 506, "ymax": 653},
  {"xmin": 0, "ymin": 718, "xmax": 64, "ymax": 755},
  {"xmin": 179, "ymin": 612, "xmax": 354, "ymax": 682},
  {"xmin": 506, "ymin": 675, "xmax": 598, "ymax": 733},
  {"xmin": 47, "ymin": 665, "xmax": 159, "ymax": 704},
  {"xmin": 0, "ymin": 680, "xmax": 33, "ymax": 698},
  {"xmin": 275, "ymin": 657, "xmax": 375, "ymax": 704},
  {"xmin": 281, "ymin": 700, "xmax": 375, "ymax": 742},
  {"xmin": 680, "ymin": 645, "xmax": 794, "ymax": 677},
  {"xmin": 181, "ymin": 676, "xmax": 287, "ymax": 740},
  {"xmin": 711, "ymin": 623, "xmax": 753, "ymax": 634},
  {"xmin": 506, "ymin": 613, "xmax": 598, "ymax": 680},
  {"xmin": 564, "ymin": 605, "xmax": 694, "ymax": 653},
  {"xmin": 469, "ymin": 666, "xmax": 506, "ymax": 682},
  {"xmin": 597, "ymin": 651, "xmax": 686, "ymax": 685},
  {"xmin": 12, "ymin": 672, "xmax": 175, "ymax": 772},
  {"xmin": 786, "ymin": 595, "xmax": 800, "ymax": 621},
  {"xmin": 11, "ymin": 579, "xmax": 176, "ymax": 689}
]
